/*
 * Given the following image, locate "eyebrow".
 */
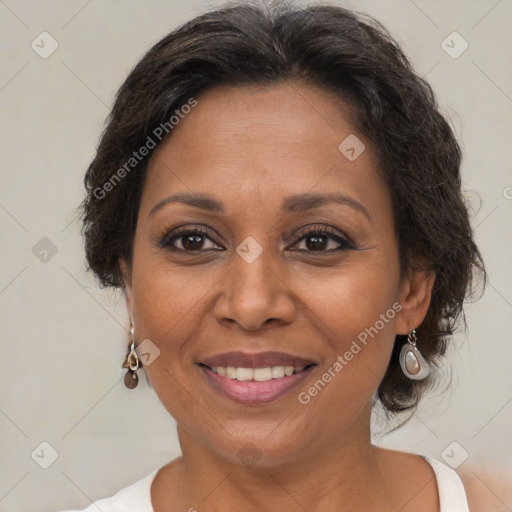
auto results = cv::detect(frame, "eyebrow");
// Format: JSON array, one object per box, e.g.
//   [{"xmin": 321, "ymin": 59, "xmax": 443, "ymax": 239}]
[
  {"xmin": 281, "ymin": 192, "xmax": 371, "ymax": 220},
  {"xmin": 149, "ymin": 193, "xmax": 225, "ymax": 218},
  {"xmin": 148, "ymin": 192, "xmax": 371, "ymax": 220}
]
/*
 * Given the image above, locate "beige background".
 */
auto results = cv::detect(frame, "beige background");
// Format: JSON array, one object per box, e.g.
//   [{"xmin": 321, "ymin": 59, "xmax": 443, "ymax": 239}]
[{"xmin": 0, "ymin": 0, "xmax": 511, "ymax": 510}]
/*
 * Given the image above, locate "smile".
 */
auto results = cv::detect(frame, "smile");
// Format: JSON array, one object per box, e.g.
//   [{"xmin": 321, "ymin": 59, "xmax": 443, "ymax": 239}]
[
  {"xmin": 198, "ymin": 351, "xmax": 317, "ymax": 404},
  {"xmin": 208, "ymin": 365, "xmax": 307, "ymax": 381}
]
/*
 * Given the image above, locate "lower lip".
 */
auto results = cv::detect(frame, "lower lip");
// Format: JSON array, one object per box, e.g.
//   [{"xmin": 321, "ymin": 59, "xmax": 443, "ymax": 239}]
[{"xmin": 199, "ymin": 365, "xmax": 315, "ymax": 404}]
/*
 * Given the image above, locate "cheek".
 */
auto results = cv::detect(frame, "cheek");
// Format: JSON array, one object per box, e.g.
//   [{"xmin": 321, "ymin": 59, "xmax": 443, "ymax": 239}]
[
  {"xmin": 129, "ymin": 263, "xmax": 213, "ymax": 418},
  {"xmin": 294, "ymin": 253, "xmax": 400, "ymax": 388},
  {"xmin": 324, "ymin": 273, "xmax": 398, "ymax": 344},
  {"xmin": 130, "ymin": 245, "xmax": 221, "ymax": 339},
  {"xmin": 297, "ymin": 250, "xmax": 400, "ymax": 339}
]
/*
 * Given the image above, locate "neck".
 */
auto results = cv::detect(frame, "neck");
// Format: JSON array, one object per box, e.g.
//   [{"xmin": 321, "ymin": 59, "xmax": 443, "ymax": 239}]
[{"xmin": 155, "ymin": 405, "xmax": 395, "ymax": 512}]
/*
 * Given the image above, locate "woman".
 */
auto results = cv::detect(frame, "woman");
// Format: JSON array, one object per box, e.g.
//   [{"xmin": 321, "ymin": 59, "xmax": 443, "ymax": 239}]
[{"xmin": 63, "ymin": 1, "xmax": 487, "ymax": 510}]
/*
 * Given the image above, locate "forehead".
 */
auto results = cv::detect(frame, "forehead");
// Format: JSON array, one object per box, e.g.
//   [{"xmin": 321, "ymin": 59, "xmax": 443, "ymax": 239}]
[{"xmin": 141, "ymin": 82, "xmax": 387, "ymax": 218}]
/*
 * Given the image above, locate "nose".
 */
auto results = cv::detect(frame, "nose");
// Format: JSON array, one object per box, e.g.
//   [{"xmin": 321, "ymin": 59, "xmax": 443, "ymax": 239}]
[{"xmin": 213, "ymin": 248, "xmax": 296, "ymax": 332}]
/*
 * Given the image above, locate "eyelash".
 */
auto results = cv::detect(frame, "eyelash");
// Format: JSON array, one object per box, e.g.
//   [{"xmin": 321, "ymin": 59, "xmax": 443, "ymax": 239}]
[{"xmin": 158, "ymin": 225, "xmax": 355, "ymax": 254}]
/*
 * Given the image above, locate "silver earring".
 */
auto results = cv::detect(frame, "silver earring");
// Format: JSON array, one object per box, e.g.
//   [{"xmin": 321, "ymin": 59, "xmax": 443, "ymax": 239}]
[
  {"xmin": 399, "ymin": 329, "xmax": 430, "ymax": 380},
  {"xmin": 123, "ymin": 325, "xmax": 140, "ymax": 389}
]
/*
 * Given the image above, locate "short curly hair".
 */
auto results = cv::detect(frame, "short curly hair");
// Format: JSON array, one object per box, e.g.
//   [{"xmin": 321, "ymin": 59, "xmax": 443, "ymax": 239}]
[{"xmin": 80, "ymin": 1, "xmax": 485, "ymax": 416}]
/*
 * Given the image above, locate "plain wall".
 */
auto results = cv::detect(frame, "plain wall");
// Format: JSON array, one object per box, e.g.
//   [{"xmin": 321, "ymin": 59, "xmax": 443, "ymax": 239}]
[{"xmin": 0, "ymin": 0, "xmax": 511, "ymax": 510}]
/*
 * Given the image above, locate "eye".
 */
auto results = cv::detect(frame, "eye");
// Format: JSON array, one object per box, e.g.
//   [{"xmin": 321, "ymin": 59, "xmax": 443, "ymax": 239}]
[
  {"xmin": 289, "ymin": 226, "xmax": 354, "ymax": 253},
  {"xmin": 159, "ymin": 226, "xmax": 224, "ymax": 252},
  {"xmin": 158, "ymin": 224, "xmax": 354, "ymax": 254}
]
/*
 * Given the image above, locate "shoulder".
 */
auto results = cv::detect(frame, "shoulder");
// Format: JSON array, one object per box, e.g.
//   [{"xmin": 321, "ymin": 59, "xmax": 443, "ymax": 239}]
[
  {"xmin": 374, "ymin": 447, "xmax": 473, "ymax": 511},
  {"xmin": 373, "ymin": 447, "xmax": 440, "ymax": 511},
  {"xmin": 457, "ymin": 466, "xmax": 512, "ymax": 512},
  {"xmin": 57, "ymin": 469, "xmax": 158, "ymax": 512}
]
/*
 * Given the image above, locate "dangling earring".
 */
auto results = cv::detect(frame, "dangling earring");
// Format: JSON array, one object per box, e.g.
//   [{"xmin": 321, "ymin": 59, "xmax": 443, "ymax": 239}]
[
  {"xmin": 123, "ymin": 325, "xmax": 139, "ymax": 389},
  {"xmin": 399, "ymin": 329, "xmax": 430, "ymax": 380}
]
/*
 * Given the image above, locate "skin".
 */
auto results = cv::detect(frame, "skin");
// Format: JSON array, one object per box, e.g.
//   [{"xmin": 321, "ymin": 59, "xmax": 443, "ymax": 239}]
[{"xmin": 121, "ymin": 81, "xmax": 439, "ymax": 511}]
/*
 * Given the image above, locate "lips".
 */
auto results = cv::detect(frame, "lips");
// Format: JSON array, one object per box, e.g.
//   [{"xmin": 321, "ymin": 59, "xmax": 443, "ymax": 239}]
[
  {"xmin": 198, "ymin": 351, "xmax": 317, "ymax": 404},
  {"xmin": 201, "ymin": 351, "xmax": 316, "ymax": 368}
]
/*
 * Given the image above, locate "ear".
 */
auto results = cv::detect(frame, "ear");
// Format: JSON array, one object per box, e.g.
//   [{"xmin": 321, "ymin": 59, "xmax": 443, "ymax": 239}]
[
  {"xmin": 119, "ymin": 259, "xmax": 134, "ymax": 317},
  {"xmin": 395, "ymin": 265, "xmax": 435, "ymax": 335}
]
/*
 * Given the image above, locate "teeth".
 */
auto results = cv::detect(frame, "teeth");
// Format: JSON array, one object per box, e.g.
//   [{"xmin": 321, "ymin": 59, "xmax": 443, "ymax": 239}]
[
  {"xmin": 253, "ymin": 367, "xmax": 272, "ymax": 381},
  {"xmin": 236, "ymin": 367, "xmax": 253, "ymax": 381},
  {"xmin": 209, "ymin": 365, "xmax": 307, "ymax": 381},
  {"xmin": 271, "ymin": 366, "xmax": 285, "ymax": 378}
]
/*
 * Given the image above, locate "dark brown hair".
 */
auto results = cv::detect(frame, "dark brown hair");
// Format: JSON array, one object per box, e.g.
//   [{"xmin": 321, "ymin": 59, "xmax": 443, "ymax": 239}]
[{"xmin": 81, "ymin": 1, "xmax": 485, "ymax": 416}]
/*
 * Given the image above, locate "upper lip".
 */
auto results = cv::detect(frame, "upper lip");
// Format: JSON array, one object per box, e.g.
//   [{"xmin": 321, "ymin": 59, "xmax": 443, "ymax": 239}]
[{"xmin": 200, "ymin": 351, "xmax": 316, "ymax": 368}]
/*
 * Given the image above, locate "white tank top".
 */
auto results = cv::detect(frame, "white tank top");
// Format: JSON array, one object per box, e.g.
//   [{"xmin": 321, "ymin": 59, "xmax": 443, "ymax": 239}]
[
  {"xmin": 422, "ymin": 456, "xmax": 470, "ymax": 511},
  {"xmin": 59, "ymin": 455, "xmax": 469, "ymax": 511}
]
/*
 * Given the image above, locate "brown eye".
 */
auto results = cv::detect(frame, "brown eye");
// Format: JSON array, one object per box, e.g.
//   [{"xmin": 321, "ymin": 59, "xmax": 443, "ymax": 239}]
[
  {"xmin": 181, "ymin": 233, "xmax": 206, "ymax": 250},
  {"xmin": 159, "ymin": 227, "xmax": 224, "ymax": 252},
  {"xmin": 305, "ymin": 233, "xmax": 329, "ymax": 251},
  {"xmin": 291, "ymin": 226, "xmax": 354, "ymax": 253}
]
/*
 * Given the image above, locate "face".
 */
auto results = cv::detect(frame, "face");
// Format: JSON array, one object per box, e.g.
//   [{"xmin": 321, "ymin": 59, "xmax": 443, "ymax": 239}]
[{"xmin": 122, "ymin": 82, "xmax": 432, "ymax": 467}]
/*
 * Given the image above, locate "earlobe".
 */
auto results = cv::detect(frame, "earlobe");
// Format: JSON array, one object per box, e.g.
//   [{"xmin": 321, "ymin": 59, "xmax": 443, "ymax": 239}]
[{"xmin": 395, "ymin": 268, "xmax": 435, "ymax": 335}]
